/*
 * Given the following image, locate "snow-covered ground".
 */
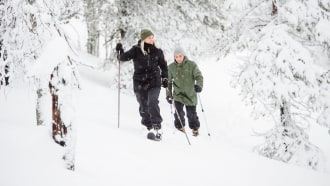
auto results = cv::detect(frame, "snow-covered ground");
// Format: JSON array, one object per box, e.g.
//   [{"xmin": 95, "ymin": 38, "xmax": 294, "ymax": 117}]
[{"xmin": 1, "ymin": 56, "xmax": 330, "ymax": 186}]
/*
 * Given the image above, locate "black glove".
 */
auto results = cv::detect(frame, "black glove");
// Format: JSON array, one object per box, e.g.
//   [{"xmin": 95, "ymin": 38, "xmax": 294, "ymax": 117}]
[
  {"xmin": 115, "ymin": 43, "xmax": 123, "ymax": 53},
  {"xmin": 194, "ymin": 85, "xmax": 202, "ymax": 93},
  {"xmin": 162, "ymin": 78, "xmax": 168, "ymax": 88},
  {"xmin": 115, "ymin": 43, "xmax": 124, "ymax": 60},
  {"xmin": 166, "ymin": 96, "xmax": 173, "ymax": 104}
]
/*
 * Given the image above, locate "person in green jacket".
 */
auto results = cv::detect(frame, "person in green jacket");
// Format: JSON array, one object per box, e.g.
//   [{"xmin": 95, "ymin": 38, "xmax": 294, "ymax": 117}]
[{"xmin": 166, "ymin": 46, "xmax": 203, "ymax": 136}]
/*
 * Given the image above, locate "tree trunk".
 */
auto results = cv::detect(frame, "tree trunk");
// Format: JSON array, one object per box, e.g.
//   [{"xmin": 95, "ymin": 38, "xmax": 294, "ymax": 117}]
[
  {"xmin": 48, "ymin": 62, "xmax": 78, "ymax": 170},
  {"xmin": 49, "ymin": 71, "xmax": 67, "ymax": 146},
  {"xmin": 0, "ymin": 39, "xmax": 9, "ymax": 86},
  {"xmin": 280, "ymin": 98, "xmax": 292, "ymax": 154},
  {"xmin": 85, "ymin": 0, "xmax": 100, "ymax": 56},
  {"xmin": 36, "ymin": 88, "xmax": 44, "ymax": 126},
  {"xmin": 87, "ymin": 30, "xmax": 100, "ymax": 56},
  {"xmin": 280, "ymin": 99, "xmax": 291, "ymax": 127},
  {"xmin": 272, "ymin": 0, "xmax": 278, "ymax": 16}
]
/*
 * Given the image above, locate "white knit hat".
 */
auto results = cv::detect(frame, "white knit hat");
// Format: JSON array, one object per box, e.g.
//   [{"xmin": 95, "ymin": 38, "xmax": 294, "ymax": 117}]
[{"xmin": 173, "ymin": 46, "xmax": 185, "ymax": 56}]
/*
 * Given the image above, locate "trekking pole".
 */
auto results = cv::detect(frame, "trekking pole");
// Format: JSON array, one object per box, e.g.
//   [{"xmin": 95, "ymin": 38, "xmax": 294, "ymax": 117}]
[
  {"xmin": 197, "ymin": 93, "xmax": 211, "ymax": 136},
  {"xmin": 172, "ymin": 99, "xmax": 191, "ymax": 146},
  {"xmin": 170, "ymin": 104, "xmax": 174, "ymax": 126},
  {"xmin": 117, "ymin": 50, "xmax": 121, "ymax": 128}
]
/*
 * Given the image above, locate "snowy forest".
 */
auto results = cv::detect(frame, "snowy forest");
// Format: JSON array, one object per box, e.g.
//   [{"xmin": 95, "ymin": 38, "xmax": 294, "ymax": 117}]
[{"xmin": 1, "ymin": 0, "xmax": 330, "ymax": 185}]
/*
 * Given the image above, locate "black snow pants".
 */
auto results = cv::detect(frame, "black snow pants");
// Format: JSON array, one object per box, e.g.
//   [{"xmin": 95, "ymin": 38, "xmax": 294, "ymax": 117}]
[
  {"xmin": 135, "ymin": 86, "xmax": 162, "ymax": 129},
  {"xmin": 173, "ymin": 101, "xmax": 200, "ymax": 130}
]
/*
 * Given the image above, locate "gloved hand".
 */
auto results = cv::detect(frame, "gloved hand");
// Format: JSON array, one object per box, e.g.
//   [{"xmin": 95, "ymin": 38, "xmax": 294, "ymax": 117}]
[
  {"xmin": 115, "ymin": 43, "xmax": 123, "ymax": 53},
  {"xmin": 115, "ymin": 42, "xmax": 123, "ymax": 60},
  {"xmin": 166, "ymin": 96, "xmax": 173, "ymax": 104},
  {"xmin": 162, "ymin": 78, "xmax": 168, "ymax": 88},
  {"xmin": 194, "ymin": 85, "xmax": 202, "ymax": 93}
]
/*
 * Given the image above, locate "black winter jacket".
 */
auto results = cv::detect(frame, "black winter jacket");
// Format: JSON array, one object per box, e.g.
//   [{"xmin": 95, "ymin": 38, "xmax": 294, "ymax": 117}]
[{"xmin": 119, "ymin": 40, "xmax": 168, "ymax": 91}]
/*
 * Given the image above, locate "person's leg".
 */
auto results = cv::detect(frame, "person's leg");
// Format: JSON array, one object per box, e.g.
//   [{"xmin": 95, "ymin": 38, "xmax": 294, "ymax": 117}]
[
  {"xmin": 173, "ymin": 101, "xmax": 185, "ymax": 130},
  {"xmin": 186, "ymin": 105, "xmax": 200, "ymax": 131},
  {"xmin": 147, "ymin": 87, "xmax": 162, "ymax": 129},
  {"xmin": 135, "ymin": 88, "xmax": 152, "ymax": 129}
]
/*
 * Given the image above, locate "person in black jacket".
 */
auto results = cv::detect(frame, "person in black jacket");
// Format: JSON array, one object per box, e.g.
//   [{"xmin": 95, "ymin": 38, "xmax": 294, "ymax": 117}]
[{"xmin": 116, "ymin": 29, "xmax": 168, "ymax": 138}]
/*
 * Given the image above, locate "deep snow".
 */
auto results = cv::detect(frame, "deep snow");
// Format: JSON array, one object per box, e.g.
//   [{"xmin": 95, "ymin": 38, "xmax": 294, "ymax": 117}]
[{"xmin": 0, "ymin": 55, "xmax": 330, "ymax": 186}]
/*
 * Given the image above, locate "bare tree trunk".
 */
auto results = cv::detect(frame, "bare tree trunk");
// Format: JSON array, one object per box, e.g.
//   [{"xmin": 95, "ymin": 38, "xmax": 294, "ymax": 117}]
[
  {"xmin": 36, "ymin": 88, "xmax": 44, "ymax": 125},
  {"xmin": 49, "ymin": 70, "xmax": 67, "ymax": 147},
  {"xmin": 280, "ymin": 101, "xmax": 289, "ymax": 127},
  {"xmin": 272, "ymin": 0, "xmax": 278, "ymax": 16}
]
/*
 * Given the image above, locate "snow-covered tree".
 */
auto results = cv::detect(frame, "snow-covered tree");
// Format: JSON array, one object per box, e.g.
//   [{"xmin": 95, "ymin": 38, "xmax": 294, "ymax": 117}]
[
  {"xmin": 99, "ymin": 0, "xmax": 119, "ymax": 60},
  {"xmin": 29, "ymin": 33, "xmax": 81, "ymax": 170},
  {"xmin": 225, "ymin": 0, "xmax": 330, "ymax": 171},
  {"xmin": 1, "ymin": 0, "xmax": 50, "ymax": 123},
  {"xmin": 83, "ymin": 0, "xmax": 106, "ymax": 56},
  {"xmin": 48, "ymin": 55, "xmax": 80, "ymax": 170},
  {"xmin": 1, "ymin": 0, "xmax": 82, "ymax": 170},
  {"xmin": 0, "ymin": 38, "xmax": 9, "ymax": 86},
  {"xmin": 95, "ymin": 0, "xmax": 226, "ymax": 93}
]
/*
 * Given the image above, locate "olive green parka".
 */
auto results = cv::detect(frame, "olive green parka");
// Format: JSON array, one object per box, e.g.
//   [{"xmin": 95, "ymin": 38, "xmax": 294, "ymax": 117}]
[{"xmin": 166, "ymin": 56, "xmax": 203, "ymax": 106}]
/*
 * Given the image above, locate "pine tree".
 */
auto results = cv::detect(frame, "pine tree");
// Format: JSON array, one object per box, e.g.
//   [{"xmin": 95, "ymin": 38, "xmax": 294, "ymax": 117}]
[{"xmin": 226, "ymin": 0, "xmax": 330, "ymax": 170}]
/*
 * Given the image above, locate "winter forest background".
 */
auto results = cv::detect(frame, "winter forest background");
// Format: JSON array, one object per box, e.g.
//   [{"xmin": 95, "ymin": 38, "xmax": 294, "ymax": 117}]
[{"xmin": 1, "ymin": 0, "xmax": 330, "ymax": 185}]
